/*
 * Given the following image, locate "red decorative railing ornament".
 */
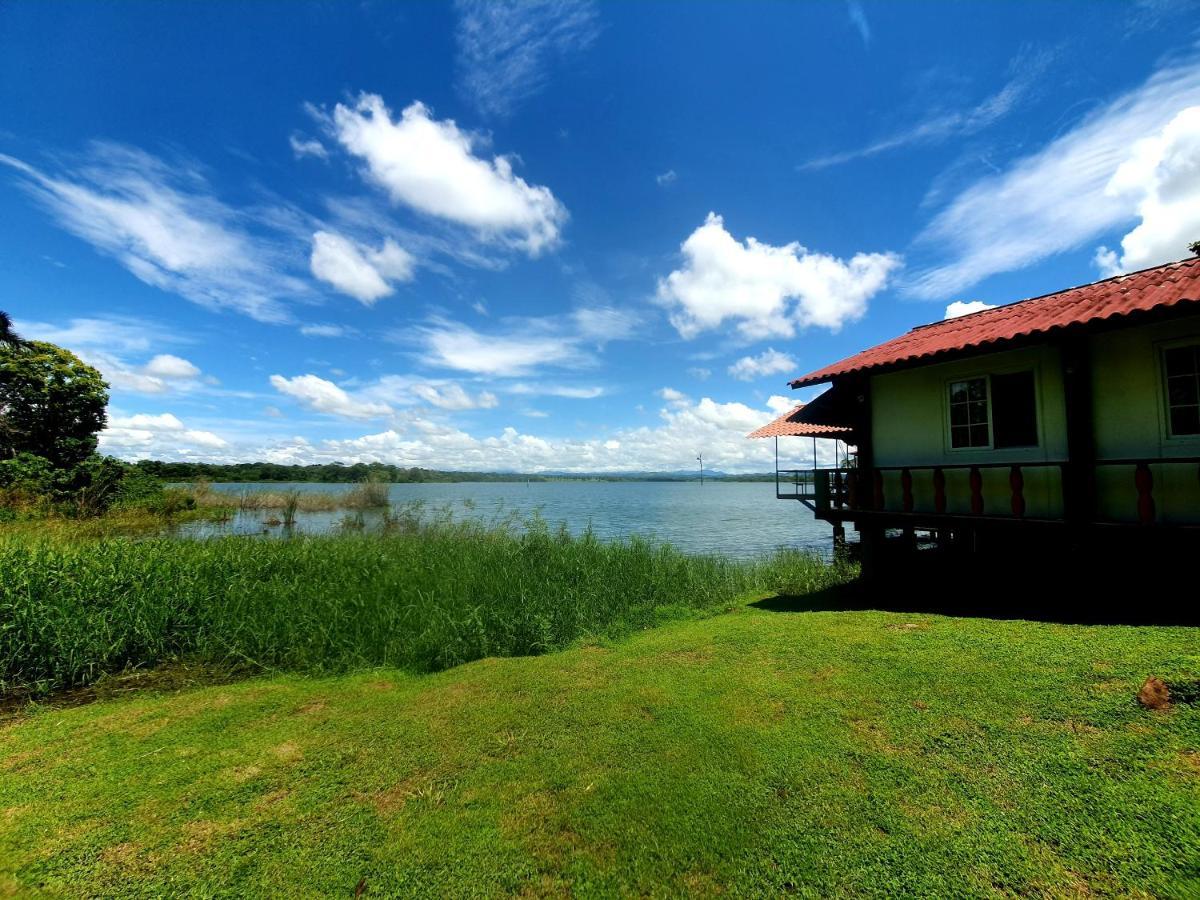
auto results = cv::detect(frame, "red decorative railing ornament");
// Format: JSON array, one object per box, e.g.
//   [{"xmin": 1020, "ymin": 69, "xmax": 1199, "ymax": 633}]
[
  {"xmin": 1009, "ymin": 465, "xmax": 1025, "ymax": 518},
  {"xmin": 969, "ymin": 466, "xmax": 984, "ymax": 515},
  {"xmin": 1135, "ymin": 462, "xmax": 1155, "ymax": 525}
]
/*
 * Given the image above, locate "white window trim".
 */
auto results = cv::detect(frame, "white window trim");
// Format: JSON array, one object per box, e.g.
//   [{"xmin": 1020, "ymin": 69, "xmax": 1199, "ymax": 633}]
[
  {"xmin": 1158, "ymin": 338, "xmax": 1200, "ymax": 444},
  {"xmin": 945, "ymin": 374, "xmax": 993, "ymax": 452},
  {"xmin": 943, "ymin": 368, "xmax": 1042, "ymax": 453}
]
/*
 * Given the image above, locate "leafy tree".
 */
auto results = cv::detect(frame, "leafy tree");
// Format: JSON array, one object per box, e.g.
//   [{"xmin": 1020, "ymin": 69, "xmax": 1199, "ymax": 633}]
[
  {"xmin": 0, "ymin": 341, "xmax": 108, "ymax": 468},
  {"xmin": 1190, "ymin": 240, "xmax": 1200, "ymax": 257},
  {"xmin": 0, "ymin": 311, "xmax": 20, "ymax": 347}
]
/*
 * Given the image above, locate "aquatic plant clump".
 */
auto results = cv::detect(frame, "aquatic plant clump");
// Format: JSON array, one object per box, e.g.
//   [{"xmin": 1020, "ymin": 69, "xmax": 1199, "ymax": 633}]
[{"xmin": 0, "ymin": 515, "xmax": 849, "ymax": 696}]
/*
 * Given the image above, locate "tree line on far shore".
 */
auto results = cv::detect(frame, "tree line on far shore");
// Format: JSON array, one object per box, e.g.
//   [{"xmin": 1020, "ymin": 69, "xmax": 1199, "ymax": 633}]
[{"xmin": 131, "ymin": 461, "xmax": 776, "ymax": 484}]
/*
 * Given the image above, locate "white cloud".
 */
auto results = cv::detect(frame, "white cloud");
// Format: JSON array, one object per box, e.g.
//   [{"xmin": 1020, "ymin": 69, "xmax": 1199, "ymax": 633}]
[
  {"xmin": 269, "ymin": 374, "xmax": 392, "ymax": 420},
  {"xmin": 847, "ymin": 0, "xmax": 870, "ymax": 46},
  {"xmin": 16, "ymin": 316, "xmax": 209, "ymax": 397},
  {"xmin": 687, "ymin": 367, "xmax": 711, "ymax": 381},
  {"xmin": 410, "ymin": 381, "xmax": 499, "ymax": 410},
  {"xmin": 657, "ymin": 213, "xmax": 901, "ymax": 339},
  {"xmin": 0, "ymin": 144, "xmax": 307, "ymax": 322},
  {"xmin": 454, "ymin": 0, "xmax": 599, "ymax": 118},
  {"xmin": 415, "ymin": 319, "xmax": 583, "ymax": 377},
  {"xmin": 299, "ymin": 323, "xmax": 349, "ymax": 338},
  {"xmin": 309, "ymin": 229, "xmax": 415, "ymax": 304},
  {"xmin": 944, "ymin": 300, "xmax": 997, "ymax": 319},
  {"xmin": 656, "ymin": 169, "xmax": 677, "ymax": 186},
  {"xmin": 907, "ymin": 55, "xmax": 1200, "ymax": 299},
  {"xmin": 326, "ymin": 95, "xmax": 567, "ymax": 255},
  {"xmin": 289, "ymin": 133, "xmax": 329, "ymax": 161},
  {"xmin": 101, "ymin": 412, "xmax": 228, "ymax": 457},
  {"xmin": 239, "ymin": 390, "xmax": 845, "ymax": 474},
  {"xmin": 143, "ymin": 354, "xmax": 201, "ymax": 380},
  {"xmin": 800, "ymin": 47, "xmax": 1054, "ymax": 171},
  {"xmin": 766, "ymin": 395, "xmax": 797, "ymax": 415},
  {"xmin": 727, "ymin": 348, "xmax": 798, "ymax": 381},
  {"xmin": 571, "ymin": 306, "xmax": 640, "ymax": 342},
  {"xmin": 1095, "ymin": 105, "xmax": 1200, "ymax": 274},
  {"xmin": 505, "ymin": 382, "xmax": 604, "ymax": 399}
]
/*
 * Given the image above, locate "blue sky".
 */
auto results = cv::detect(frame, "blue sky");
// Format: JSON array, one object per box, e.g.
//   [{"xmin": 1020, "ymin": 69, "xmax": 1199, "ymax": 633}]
[{"xmin": 2, "ymin": 0, "xmax": 1199, "ymax": 472}]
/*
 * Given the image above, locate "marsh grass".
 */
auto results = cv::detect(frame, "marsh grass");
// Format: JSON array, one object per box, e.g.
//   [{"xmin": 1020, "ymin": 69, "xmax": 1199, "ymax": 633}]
[{"xmin": 0, "ymin": 511, "xmax": 849, "ymax": 696}]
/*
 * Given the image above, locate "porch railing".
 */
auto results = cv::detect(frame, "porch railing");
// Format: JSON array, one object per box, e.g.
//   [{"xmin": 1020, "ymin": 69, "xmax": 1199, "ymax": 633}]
[{"xmin": 780, "ymin": 457, "xmax": 1200, "ymax": 526}]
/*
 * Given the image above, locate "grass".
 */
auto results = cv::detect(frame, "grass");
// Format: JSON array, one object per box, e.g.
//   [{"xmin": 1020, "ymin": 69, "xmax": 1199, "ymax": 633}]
[
  {"xmin": 0, "ymin": 514, "xmax": 845, "ymax": 697},
  {"xmin": 1, "ymin": 598, "xmax": 1197, "ymax": 897},
  {"xmin": 183, "ymin": 478, "xmax": 391, "ymax": 514}
]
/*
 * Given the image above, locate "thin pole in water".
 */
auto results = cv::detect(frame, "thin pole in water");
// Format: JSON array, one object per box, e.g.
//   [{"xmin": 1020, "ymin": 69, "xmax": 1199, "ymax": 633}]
[{"xmin": 697, "ymin": 452, "xmax": 704, "ymax": 486}]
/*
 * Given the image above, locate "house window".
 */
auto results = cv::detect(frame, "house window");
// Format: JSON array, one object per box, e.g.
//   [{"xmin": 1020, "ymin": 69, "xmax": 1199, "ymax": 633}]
[
  {"xmin": 1164, "ymin": 345, "xmax": 1200, "ymax": 436},
  {"xmin": 991, "ymin": 371, "xmax": 1038, "ymax": 448},
  {"xmin": 949, "ymin": 377, "xmax": 990, "ymax": 448},
  {"xmin": 949, "ymin": 371, "xmax": 1039, "ymax": 450}
]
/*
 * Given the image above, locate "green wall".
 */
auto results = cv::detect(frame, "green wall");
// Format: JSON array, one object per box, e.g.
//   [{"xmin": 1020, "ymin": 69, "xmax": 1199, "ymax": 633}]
[{"xmin": 865, "ymin": 314, "xmax": 1200, "ymax": 524}]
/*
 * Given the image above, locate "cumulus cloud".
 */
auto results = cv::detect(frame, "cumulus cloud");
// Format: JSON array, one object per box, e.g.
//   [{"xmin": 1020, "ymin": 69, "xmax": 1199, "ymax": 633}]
[
  {"xmin": 269, "ymin": 374, "xmax": 393, "ymax": 420},
  {"xmin": 727, "ymin": 348, "xmax": 798, "ymax": 381},
  {"xmin": 326, "ymin": 95, "xmax": 567, "ymax": 254},
  {"xmin": 101, "ymin": 412, "xmax": 228, "ymax": 457},
  {"xmin": 0, "ymin": 144, "xmax": 307, "ymax": 322},
  {"xmin": 16, "ymin": 316, "xmax": 209, "ymax": 396},
  {"xmin": 454, "ymin": 0, "xmax": 599, "ymax": 118},
  {"xmin": 143, "ymin": 354, "xmax": 201, "ymax": 380},
  {"xmin": 944, "ymin": 300, "xmax": 997, "ymax": 319},
  {"xmin": 657, "ymin": 213, "xmax": 901, "ymax": 339},
  {"xmin": 656, "ymin": 169, "xmax": 677, "ymax": 186},
  {"xmin": 247, "ymin": 392, "xmax": 816, "ymax": 473},
  {"xmin": 907, "ymin": 55, "xmax": 1200, "ymax": 299},
  {"xmin": 309, "ymin": 229, "xmax": 415, "ymax": 304},
  {"xmin": 1094, "ymin": 105, "xmax": 1200, "ymax": 275}
]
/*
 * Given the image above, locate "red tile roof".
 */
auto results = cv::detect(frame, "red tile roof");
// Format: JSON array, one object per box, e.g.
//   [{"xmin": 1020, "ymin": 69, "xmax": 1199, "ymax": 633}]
[
  {"xmin": 747, "ymin": 405, "xmax": 855, "ymax": 439},
  {"xmin": 790, "ymin": 257, "xmax": 1200, "ymax": 388}
]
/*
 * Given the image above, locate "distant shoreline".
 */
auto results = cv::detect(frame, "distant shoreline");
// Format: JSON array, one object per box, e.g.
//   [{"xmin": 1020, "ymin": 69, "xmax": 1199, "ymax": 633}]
[{"xmin": 134, "ymin": 460, "xmax": 778, "ymax": 484}]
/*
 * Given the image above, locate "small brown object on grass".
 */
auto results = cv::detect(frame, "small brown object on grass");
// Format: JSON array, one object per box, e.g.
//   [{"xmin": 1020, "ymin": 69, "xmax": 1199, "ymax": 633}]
[{"xmin": 1138, "ymin": 676, "xmax": 1171, "ymax": 710}]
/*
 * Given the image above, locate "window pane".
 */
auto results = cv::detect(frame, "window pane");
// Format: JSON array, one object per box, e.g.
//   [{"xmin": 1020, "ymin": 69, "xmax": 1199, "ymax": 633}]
[
  {"xmin": 951, "ymin": 425, "xmax": 969, "ymax": 448},
  {"xmin": 968, "ymin": 400, "xmax": 988, "ymax": 425},
  {"xmin": 1170, "ymin": 405, "xmax": 1200, "ymax": 436},
  {"xmin": 967, "ymin": 379, "xmax": 987, "ymax": 401},
  {"xmin": 970, "ymin": 424, "xmax": 990, "ymax": 446},
  {"xmin": 1165, "ymin": 347, "xmax": 1198, "ymax": 378},
  {"xmin": 992, "ymin": 370, "xmax": 1038, "ymax": 448},
  {"xmin": 950, "ymin": 404, "xmax": 967, "ymax": 427},
  {"xmin": 949, "ymin": 381, "xmax": 968, "ymax": 403},
  {"xmin": 1168, "ymin": 375, "xmax": 1199, "ymax": 406}
]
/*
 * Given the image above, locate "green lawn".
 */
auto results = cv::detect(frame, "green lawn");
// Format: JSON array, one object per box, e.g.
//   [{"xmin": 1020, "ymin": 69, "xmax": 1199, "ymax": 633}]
[{"xmin": 2, "ymin": 594, "xmax": 1198, "ymax": 898}]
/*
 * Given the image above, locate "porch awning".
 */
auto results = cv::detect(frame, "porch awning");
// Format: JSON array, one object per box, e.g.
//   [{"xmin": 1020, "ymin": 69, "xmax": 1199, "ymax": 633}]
[{"xmin": 747, "ymin": 388, "xmax": 855, "ymax": 440}]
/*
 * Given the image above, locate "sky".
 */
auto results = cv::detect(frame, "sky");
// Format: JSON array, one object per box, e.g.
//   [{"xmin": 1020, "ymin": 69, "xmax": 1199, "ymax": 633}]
[{"xmin": 2, "ymin": 0, "xmax": 1200, "ymax": 473}]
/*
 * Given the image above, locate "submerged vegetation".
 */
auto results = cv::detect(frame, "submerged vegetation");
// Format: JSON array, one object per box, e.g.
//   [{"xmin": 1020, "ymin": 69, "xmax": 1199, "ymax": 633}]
[{"xmin": 0, "ymin": 509, "xmax": 849, "ymax": 697}]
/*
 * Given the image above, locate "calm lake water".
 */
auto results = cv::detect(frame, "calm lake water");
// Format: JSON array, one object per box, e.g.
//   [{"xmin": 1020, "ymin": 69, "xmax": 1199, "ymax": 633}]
[{"xmin": 176, "ymin": 481, "xmax": 839, "ymax": 559}]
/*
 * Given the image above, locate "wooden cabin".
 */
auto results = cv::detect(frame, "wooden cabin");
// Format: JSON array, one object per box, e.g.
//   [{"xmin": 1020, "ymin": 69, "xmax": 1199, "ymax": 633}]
[{"xmin": 757, "ymin": 256, "xmax": 1200, "ymax": 575}]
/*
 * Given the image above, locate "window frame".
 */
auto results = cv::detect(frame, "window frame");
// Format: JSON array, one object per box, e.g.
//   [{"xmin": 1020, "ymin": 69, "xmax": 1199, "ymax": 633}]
[
  {"xmin": 946, "ymin": 375, "xmax": 993, "ymax": 451},
  {"xmin": 943, "ymin": 367, "xmax": 1041, "ymax": 453},
  {"xmin": 1159, "ymin": 340, "xmax": 1200, "ymax": 443}
]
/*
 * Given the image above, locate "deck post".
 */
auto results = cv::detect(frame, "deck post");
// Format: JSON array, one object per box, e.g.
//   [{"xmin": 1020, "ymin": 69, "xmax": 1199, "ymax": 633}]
[
  {"xmin": 1060, "ymin": 334, "xmax": 1096, "ymax": 539},
  {"xmin": 847, "ymin": 375, "xmax": 884, "ymax": 578}
]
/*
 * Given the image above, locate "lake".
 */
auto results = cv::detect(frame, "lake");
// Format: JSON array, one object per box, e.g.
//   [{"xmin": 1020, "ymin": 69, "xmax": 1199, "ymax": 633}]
[{"xmin": 175, "ymin": 481, "xmax": 840, "ymax": 559}]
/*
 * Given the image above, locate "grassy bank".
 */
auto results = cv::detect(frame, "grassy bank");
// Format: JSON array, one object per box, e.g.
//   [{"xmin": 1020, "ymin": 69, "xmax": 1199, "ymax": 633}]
[
  {"xmin": 2, "ymin": 600, "xmax": 1198, "ymax": 896},
  {"xmin": 0, "ymin": 518, "xmax": 845, "ymax": 697}
]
